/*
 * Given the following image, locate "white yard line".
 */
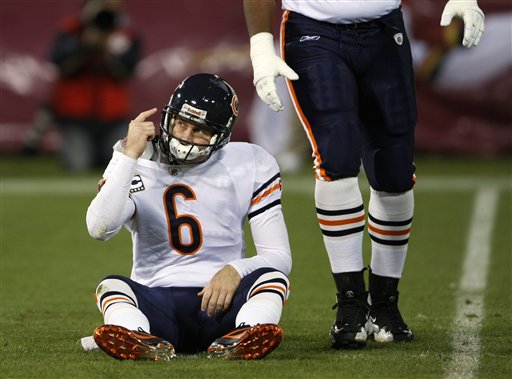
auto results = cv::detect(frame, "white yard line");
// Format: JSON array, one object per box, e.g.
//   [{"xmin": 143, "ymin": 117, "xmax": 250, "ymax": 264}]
[
  {"xmin": 1, "ymin": 178, "xmax": 98, "ymax": 195},
  {"xmin": 444, "ymin": 187, "xmax": 499, "ymax": 379},
  {"xmin": 2, "ymin": 176, "xmax": 510, "ymax": 195},
  {"xmin": 280, "ymin": 176, "xmax": 511, "ymax": 194}
]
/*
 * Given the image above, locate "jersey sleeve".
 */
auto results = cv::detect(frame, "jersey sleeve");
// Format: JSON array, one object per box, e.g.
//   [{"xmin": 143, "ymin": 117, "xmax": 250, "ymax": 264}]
[
  {"xmin": 247, "ymin": 145, "xmax": 283, "ymax": 220},
  {"xmin": 86, "ymin": 151, "xmax": 137, "ymax": 241},
  {"xmin": 228, "ymin": 145, "xmax": 292, "ymax": 277}
]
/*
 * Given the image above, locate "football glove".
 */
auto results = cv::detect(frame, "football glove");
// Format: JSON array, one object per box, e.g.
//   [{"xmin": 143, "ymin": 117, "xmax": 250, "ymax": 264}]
[
  {"xmin": 440, "ymin": 0, "xmax": 485, "ymax": 48},
  {"xmin": 249, "ymin": 32, "xmax": 299, "ymax": 112}
]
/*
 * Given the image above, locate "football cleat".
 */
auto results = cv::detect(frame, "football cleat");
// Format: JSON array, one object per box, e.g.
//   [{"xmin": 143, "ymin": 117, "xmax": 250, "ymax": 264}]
[
  {"xmin": 367, "ymin": 291, "xmax": 414, "ymax": 343},
  {"xmin": 330, "ymin": 290, "xmax": 370, "ymax": 349},
  {"xmin": 93, "ymin": 324, "xmax": 176, "ymax": 361},
  {"xmin": 207, "ymin": 323, "xmax": 283, "ymax": 360}
]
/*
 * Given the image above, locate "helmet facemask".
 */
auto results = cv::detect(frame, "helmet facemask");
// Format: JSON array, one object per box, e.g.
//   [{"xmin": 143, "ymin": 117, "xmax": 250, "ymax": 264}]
[{"xmin": 159, "ymin": 106, "xmax": 231, "ymax": 165}]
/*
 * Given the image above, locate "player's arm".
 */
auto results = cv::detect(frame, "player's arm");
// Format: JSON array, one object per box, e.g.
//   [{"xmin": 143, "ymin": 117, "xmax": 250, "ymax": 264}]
[
  {"xmin": 244, "ymin": 0, "xmax": 276, "ymax": 36},
  {"xmin": 86, "ymin": 108, "xmax": 157, "ymax": 240},
  {"xmin": 241, "ymin": 209, "xmax": 292, "ymax": 276},
  {"xmin": 229, "ymin": 146, "xmax": 292, "ymax": 277},
  {"xmin": 86, "ymin": 154, "xmax": 137, "ymax": 240},
  {"xmin": 243, "ymin": 0, "xmax": 298, "ymax": 112},
  {"xmin": 198, "ymin": 209, "xmax": 291, "ymax": 318},
  {"xmin": 198, "ymin": 146, "xmax": 291, "ymax": 317}
]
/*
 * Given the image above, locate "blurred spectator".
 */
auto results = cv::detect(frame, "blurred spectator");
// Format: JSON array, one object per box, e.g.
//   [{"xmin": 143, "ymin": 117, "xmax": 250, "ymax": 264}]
[
  {"xmin": 21, "ymin": 103, "xmax": 56, "ymax": 156},
  {"xmin": 24, "ymin": 0, "xmax": 142, "ymax": 171}
]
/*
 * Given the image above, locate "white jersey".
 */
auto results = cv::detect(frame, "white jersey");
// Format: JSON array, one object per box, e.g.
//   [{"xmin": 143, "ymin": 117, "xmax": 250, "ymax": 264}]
[
  {"xmin": 281, "ymin": 0, "xmax": 401, "ymax": 24},
  {"xmin": 87, "ymin": 142, "xmax": 291, "ymax": 288}
]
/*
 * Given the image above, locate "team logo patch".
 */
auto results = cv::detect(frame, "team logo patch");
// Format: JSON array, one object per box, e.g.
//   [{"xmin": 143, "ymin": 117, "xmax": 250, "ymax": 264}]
[
  {"xmin": 130, "ymin": 175, "xmax": 145, "ymax": 193},
  {"xmin": 96, "ymin": 284, "xmax": 107, "ymax": 296},
  {"xmin": 393, "ymin": 33, "xmax": 404, "ymax": 45},
  {"xmin": 231, "ymin": 95, "xmax": 239, "ymax": 116},
  {"xmin": 299, "ymin": 35, "xmax": 320, "ymax": 42}
]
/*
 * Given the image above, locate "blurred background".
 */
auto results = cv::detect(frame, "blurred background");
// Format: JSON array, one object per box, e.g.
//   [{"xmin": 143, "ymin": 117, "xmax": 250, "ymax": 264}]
[{"xmin": 0, "ymin": 0, "xmax": 510, "ymax": 172}]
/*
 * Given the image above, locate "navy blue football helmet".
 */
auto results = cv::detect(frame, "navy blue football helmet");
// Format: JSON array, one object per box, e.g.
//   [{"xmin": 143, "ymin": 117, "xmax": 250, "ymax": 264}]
[{"xmin": 159, "ymin": 73, "xmax": 239, "ymax": 164}]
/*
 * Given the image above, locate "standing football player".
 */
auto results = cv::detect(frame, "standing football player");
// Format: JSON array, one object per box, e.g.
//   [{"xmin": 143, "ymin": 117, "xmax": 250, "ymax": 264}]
[
  {"xmin": 83, "ymin": 73, "xmax": 292, "ymax": 360},
  {"xmin": 243, "ymin": 0, "xmax": 484, "ymax": 349}
]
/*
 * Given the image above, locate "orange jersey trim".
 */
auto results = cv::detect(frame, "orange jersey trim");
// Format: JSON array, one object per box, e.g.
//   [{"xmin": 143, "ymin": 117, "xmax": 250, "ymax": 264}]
[{"xmin": 251, "ymin": 183, "xmax": 281, "ymax": 206}]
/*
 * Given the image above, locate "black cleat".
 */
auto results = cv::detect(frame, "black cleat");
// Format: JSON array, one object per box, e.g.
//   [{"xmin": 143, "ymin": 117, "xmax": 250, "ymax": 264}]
[
  {"xmin": 330, "ymin": 290, "xmax": 370, "ymax": 349},
  {"xmin": 367, "ymin": 291, "xmax": 414, "ymax": 343}
]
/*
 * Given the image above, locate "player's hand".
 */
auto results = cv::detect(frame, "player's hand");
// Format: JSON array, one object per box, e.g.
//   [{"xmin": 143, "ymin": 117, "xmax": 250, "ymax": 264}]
[
  {"xmin": 440, "ymin": 0, "xmax": 485, "ymax": 48},
  {"xmin": 198, "ymin": 265, "xmax": 241, "ymax": 317},
  {"xmin": 250, "ymin": 32, "xmax": 299, "ymax": 112},
  {"xmin": 124, "ymin": 108, "xmax": 157, "ymax": 159}
]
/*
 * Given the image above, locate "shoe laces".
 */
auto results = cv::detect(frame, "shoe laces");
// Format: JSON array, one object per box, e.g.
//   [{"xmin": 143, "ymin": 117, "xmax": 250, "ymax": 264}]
[{"xmin": 332, "ymin": 291, "xmax": 369, "ymax": 329}]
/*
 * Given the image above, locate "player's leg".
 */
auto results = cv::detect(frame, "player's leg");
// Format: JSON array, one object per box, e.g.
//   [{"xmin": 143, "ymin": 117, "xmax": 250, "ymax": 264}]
[
  {"xmin": 358, "ymin": 7, "xmax": 417, "ymax": 343},
  {"xmin": 97, "ymin": 120, "xmax": 127, "ymax": 168},
  {"xmin": 207, "ymin": 268, "xmax": 290, "ymax": 359},
  {"xmin": 366, "ymin": 190, "xmax": 414, "ymax": 342},
  {"xmin": 59, "ymin": 121, "xmax": 94, "ymax": 172},
  {"xmin": 316, "ymin": 179, "xmax": 369, "ymax": 349},
  {"xmin": 283, "ymin": 11, "xmax": 369, "ymax": 349},
  {"xmin": 91, "ymin": 275, "xmax": 176, "ymax": 360}
]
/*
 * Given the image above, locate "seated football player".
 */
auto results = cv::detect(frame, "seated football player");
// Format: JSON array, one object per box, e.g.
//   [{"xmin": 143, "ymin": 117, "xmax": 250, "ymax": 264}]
[{"xmin": 82, "ymin": 73, "xmax": 292, "ymax": 360}]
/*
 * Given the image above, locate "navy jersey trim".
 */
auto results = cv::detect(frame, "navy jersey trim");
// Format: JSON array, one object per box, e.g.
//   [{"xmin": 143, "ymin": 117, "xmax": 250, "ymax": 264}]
[
  {"xmin": 252, "ymin": 173, "xmax": 281, "ymax": 198},
  {"xmin": 248, "ymin": 199, "xmax": 281, "ymax": 220}
]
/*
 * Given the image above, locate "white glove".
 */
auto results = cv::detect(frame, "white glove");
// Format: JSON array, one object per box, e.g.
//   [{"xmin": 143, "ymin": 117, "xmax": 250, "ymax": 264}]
[
  {"xmin": 440, "ymin": 0, "xmax": 485, "ymax": 48},
  {"xmin": 249, "ymin": 32, "xmax": 299, "ymax": 112}
]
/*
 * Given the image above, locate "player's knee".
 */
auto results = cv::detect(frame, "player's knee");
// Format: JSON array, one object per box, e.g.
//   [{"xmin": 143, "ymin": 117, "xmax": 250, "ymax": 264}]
[
  {"xmin": 248, "ymin": 270, "xmax": 290, "ymax": 304},
  {"xmin": 369, "ymin": 147, "xmax": 415, "ymax": 192},
  {"xmin": 95, "ymin": 276, "xmax": 138, "ymax": 311}
]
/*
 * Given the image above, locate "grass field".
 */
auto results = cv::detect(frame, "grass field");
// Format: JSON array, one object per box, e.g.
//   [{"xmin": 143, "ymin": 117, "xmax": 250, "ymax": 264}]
[{"xmin": 1, "ymin": 154, "xmax": 511, "ymax": 378}]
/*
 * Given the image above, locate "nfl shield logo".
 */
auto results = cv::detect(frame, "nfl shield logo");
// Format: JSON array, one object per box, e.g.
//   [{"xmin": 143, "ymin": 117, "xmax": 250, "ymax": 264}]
[{"xmin": 393, "ymin": 33, "xmax": 404, "ymax": 45}]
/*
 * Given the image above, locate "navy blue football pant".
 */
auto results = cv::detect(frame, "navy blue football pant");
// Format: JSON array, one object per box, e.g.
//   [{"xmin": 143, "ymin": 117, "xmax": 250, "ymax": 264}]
[
  {"xmin": 102, "ymin": 267, "xmax": 278, "ymax": 354},
  {"xmin": 283, "ymin": 7, "xmax": 417, "ymax": 191}
]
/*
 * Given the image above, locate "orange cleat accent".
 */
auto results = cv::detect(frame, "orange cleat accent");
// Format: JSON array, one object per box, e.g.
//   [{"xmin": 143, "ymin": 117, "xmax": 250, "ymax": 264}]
[
  {"xmin": 93, "ymin": 324, "xmax": 176, "ymax": 361},
  {"xmin": 207, "ymin": 324, "xmax": 283, "ymax": 360}
]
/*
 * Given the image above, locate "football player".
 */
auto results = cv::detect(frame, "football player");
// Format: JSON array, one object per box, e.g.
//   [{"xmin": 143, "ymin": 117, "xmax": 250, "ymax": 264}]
[
  {"xmin": 243, "ymin": 0, "xmax": 484, "ymax": 349},
  {"xmin": 82, "ymin": 73, "xmax": 292, "ymax": 360}
]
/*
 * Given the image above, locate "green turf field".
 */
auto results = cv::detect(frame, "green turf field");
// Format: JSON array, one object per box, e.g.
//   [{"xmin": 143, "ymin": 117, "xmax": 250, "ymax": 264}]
[{"xmin": 1, "ymin": 155, "xmax": 510, "ymax": 378}]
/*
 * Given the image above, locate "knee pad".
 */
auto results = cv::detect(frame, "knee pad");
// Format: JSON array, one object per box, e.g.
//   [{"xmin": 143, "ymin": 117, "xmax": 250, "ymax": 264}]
[
  {"xmin": 95, "ymin": 276, "xmax": 138, "ymax": 313},
  {"xmin": 247, "ymin": 271, "xmax": 290, "ymax": 304},
  {"xmin": 369, "ymin": 147, "xmax": 415, "ymax": 192}
]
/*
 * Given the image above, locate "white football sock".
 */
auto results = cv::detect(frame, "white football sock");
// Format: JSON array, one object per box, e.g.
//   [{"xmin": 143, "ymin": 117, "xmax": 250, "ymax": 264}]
[
  {"xmin": 315, "ymin": 177, "xmax": 365, "ymax": 273},
  {"xmin": 235, "ymin": 271, "xmax": 289, "ymax": 326},
  {"xmin": 96, "ymin": 278, "xmax": 150, "ymax": 332},
  {"xmin": 368, "ymin": 188, "xmax": 414, "ymax": 278}
]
